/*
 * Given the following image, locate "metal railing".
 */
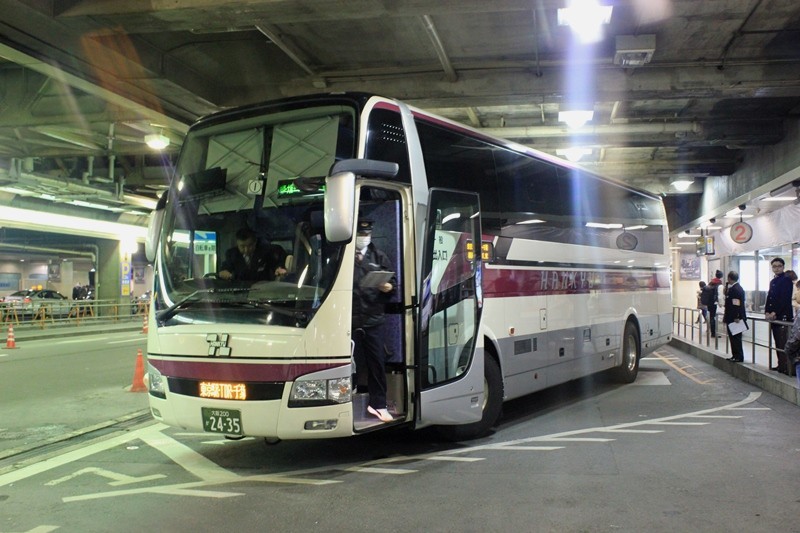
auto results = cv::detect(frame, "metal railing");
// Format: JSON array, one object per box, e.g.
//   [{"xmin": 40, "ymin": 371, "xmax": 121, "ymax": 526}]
[
  {"xmin": 1, "ymin": 298, "xmax": 149, "ymax": 331},
  {"xmin": 673, "ymin": 305, "xmax": 792, "ymax": 371}
]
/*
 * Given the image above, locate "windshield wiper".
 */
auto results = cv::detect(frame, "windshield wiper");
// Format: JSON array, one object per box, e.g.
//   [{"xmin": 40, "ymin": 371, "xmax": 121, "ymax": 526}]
[{"xmin": 156, "ymin": 287, "xmax": 251, "ymax": 324}]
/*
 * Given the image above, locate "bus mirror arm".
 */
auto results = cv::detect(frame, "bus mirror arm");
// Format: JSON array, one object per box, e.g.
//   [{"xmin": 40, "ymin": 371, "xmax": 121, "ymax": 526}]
[
  {"xmin": 145, "ymin": 191, "xmax": 168, "ymax": 263},
  {"xmin": 329, "ymin": 159, "xmax": 399, "ymax": 180}
]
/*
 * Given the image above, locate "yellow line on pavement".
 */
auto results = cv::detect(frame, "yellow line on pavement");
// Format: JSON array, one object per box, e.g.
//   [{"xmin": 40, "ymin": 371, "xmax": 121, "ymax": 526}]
[{"xmin": 652, "ymin": 350, "xmax": 715, "ymax": 385}]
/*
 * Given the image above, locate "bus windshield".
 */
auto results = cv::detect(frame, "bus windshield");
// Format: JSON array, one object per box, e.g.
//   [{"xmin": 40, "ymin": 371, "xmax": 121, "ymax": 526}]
[{"xmin": 156, "ymin": 104, "xmax": 357, "ymax": 327}]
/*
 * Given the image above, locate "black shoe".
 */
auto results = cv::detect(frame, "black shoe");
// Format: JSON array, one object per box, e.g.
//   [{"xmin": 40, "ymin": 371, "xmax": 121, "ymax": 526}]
[
  {"xmin": 727, "ymin": 357, "xmax": 743, "ymax": 362},
  {"xmin": 770, "ymin": 366, "xmax": 780, "ymax": 371}
]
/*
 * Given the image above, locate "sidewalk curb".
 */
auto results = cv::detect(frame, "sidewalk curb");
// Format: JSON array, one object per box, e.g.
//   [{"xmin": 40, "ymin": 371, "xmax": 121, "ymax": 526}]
[{"xmin": 670, "ymin": 337, "xmax": 800, "ymax": 406}]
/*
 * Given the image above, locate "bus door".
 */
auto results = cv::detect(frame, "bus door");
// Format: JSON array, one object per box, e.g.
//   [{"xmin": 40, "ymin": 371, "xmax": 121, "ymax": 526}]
[{"xmin": 417, "ymin": 189, "xmax": 484, "ymax": 425}]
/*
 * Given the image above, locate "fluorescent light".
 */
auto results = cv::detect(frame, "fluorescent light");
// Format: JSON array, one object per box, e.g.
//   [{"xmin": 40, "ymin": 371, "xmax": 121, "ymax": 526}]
[
  {"xmin": 558, "ymin": 110, "xmax": 594, "ymax": 129},
  {"xmin": 670, "ymin": 179, "xmax": 693, "ymax": 192},
  {"xmin": 761, "ymin": 196, "xmax": 796, "ymax": 202},
  {"xmin": 557, "ymin": 1, "xmax": 613, "ymax": 43},
  {"xmin": 0, "ymin": 206, "xmax": 146, "ymax": 241},
  {"xmin": 556, "ymin": 147, "xmax": 592, "ymax": 162},
  {"xmin": 442, "ymin": 213, "xmax": 461, "ymax": 224},
  {"xmin": 145, "ymin": 133, "xmax": 170, "ymax": 150},
  {"xmin": 586, "ymin": 222, "xmax": 623, "ymax": 229},
  {"xmin": 624, "ymin": 225, "xmax": 648, "ymax": 230},
  {"xmin": 519, "ymin": 219, "xmax": 545, "ymax": 224}
]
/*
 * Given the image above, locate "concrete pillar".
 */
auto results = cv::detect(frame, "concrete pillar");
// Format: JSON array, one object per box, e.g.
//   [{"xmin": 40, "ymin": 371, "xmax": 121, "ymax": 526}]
[{"xmin": 96, "ymin": 239, "xmax": 127, "ymax": 317}]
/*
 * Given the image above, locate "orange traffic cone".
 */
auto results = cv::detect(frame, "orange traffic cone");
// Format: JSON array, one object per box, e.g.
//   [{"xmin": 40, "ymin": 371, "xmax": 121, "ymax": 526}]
[
  {"xmin": 3, "ymin": 324, "xmax": 18, "ymax": 349},
  {"xmin": 141, "ymin": 312, "xmax": 148, "ymax": 334},
  {"xmin": 130, "ymin": 349, "xmax": 147, "ymax": 392}
]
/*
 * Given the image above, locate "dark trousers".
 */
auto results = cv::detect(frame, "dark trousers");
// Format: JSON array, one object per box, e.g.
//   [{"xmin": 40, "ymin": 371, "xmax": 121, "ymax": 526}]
[
  {"xmin": 708, "ymin": 305, "xmax": 717, "ymax": 336},
  {"xmin": 771, "ymin": 322, "xmax": 789, "ymax": 371},
  {"xmin": 727, "ymin": 326, "xmax": 744, "ymax": 361},
  {"xmin": 353, "ymin": 326, "xmax": 388, "ymax": 409}
]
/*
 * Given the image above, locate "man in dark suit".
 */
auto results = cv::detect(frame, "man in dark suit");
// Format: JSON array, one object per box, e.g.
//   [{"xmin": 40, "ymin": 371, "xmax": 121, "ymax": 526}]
[
  {"xmin": 764, "ymin": 257, "xmax": 793, "ymax": 374},
  {"xmin": 723, "ymin": 271, "xmax": 747, "ymax": 362},
  {"xmin": 218, "ymin": 227, "xmax": 286, "ymax": 281}
]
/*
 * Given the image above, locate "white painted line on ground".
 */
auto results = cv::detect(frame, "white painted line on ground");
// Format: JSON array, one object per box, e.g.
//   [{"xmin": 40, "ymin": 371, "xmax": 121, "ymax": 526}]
[
  {"xmin": 0, "ymin": 424, "xmax": 169, "ymax": 487},
  {"xmin": 643, "ymin": 422, "xmax": 709, "ymax": 426},
  {"xmin": 246, "ymin": 475, "xmax": 341, "ymax": 485},
  {"xmin": 137, "ymin": 431, "xmax": 239, "ymax": 484},
  {"xmin": 632, "ymin": 372, "xmax": 671, "ymax": 385},
  {"xmin": 63, "ymin": 482, "xmax": 243, "ymax": 502},
  {"xmin": 424, "ymin": 456, "xmax": 484, "ymax": 462},
  {"xmin": 539, "ymin": 438, "xmax": 615, "ymax": 442},
  {"xmin": 46, "ymin": 467, "xmax": 165, "ymax": 487},
  {"xmin": 601, "ymin": 429, "xmax": 664, "ymax": 434},
  {"xmin": 107, "ymin": 338, "xmax": 146, "ymax": 345},
  {"xmin": 488, "ymin": 445, "xmax": 564, "ymax": 451},
  {"xmin": 689, "ymin": 415, "xmax": 742, "ymax": 419},
  {"xmin": 344, "ymin": 466, "xmax": 417, "ymax": 474}
]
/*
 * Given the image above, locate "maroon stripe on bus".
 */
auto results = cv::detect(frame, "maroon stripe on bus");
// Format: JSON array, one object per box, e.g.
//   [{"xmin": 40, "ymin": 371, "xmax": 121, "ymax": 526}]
[
  {"xmin": 148, "ymin": 359, "xmax": 348, "ymax": 382},
  {"xmin": 482, "ymin": 268, "xmax": 668, "ymax": 298}
]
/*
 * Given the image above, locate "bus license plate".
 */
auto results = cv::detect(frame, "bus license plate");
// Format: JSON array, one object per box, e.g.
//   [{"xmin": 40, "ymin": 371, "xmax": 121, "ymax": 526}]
[{"xmin": 201, "ymin": 407, "xmax": 243, "ymax": 435}]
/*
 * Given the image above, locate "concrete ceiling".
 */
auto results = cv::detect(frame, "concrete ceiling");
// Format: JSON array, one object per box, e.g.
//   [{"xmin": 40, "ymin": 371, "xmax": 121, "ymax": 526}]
[{"xmin": 1, "ymin": 0, "xmax": 800, "ymax": 226}]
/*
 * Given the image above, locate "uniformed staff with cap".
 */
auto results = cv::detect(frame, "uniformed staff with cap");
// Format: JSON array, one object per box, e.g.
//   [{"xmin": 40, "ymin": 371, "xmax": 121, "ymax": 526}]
[{"xmin": 352, "ymin": 219, "xmax": 396, "ymax": 422}]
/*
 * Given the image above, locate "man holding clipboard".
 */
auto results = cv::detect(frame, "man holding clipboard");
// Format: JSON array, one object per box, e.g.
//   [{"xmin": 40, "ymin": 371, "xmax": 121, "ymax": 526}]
[
  {"xmin": 352, "ymin": 219, "xmax": 397, "ymax": 422},
  {"xmin": 723, "ymin": 271, "xmax": 747, "ymax": 362}
]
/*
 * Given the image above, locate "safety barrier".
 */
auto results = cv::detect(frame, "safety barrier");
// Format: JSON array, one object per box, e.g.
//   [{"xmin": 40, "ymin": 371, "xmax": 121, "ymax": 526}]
[
  {"xmin": 673, "ymin": 306, "xmax": 794, "ymax": 373},
  {"xmin": 0, "ymin": 298, "xmax": 150, "ymax": 332}
]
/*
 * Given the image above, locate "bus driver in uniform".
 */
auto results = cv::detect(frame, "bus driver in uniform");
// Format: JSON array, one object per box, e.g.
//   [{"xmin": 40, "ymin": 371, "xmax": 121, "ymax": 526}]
[{"xmin": 218, "ymin": 227, "xmax": 286, "ymax": 281}]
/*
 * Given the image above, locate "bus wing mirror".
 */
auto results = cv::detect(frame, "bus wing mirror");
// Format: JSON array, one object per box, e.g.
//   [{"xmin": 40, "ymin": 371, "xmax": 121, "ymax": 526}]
[
  {"xmin": 324, "ymin": 159, "xmax": 399, "ymax": 243},
  {"xmin": 145, "ymin": 192, "xmax": 168, "ymax": 262},
  {"xmin": 329, "ymin": 159, "xmax": 399, "ymax": 180},
  {"xmin": 324, "ymin": 171, "xmax": 356, "ymax": 243}
]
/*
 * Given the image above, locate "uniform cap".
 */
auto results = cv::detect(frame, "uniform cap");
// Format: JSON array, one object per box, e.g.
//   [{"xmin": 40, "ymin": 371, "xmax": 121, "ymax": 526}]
[{"xmin": 357, "ymin": 219, "xmax": 373, "ymax": 233}]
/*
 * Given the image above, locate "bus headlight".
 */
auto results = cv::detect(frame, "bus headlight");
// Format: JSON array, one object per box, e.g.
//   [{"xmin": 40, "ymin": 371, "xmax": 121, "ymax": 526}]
[
  {"xmin": 289, "ymin": 376, "xmax": 352, "ymax": 406},
  {"xmin": 147, "ymin": 362, "xmax": 166, "ymax": 399}
]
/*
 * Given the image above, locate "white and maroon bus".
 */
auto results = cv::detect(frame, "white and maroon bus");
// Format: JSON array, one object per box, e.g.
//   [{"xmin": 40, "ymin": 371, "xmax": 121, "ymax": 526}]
[{"xmin": 144, "ymin": 93, "xmax": 671, "ymax": 441}]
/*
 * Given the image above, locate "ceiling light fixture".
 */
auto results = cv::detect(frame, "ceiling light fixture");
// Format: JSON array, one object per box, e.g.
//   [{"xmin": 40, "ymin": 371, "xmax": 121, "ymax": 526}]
[
  {"xmin": 670, "ymin": 179, "xmax": 694, "ymax": 192},
  {"xmin": 557, "ymin": 0, "xmax": 613, "ymax": 43},
  {"xmin": 558, "ymin": 110, "xmax": 594, "ymax": 129},
  {"xmin": 614, "ymin": 34, "xmax": 656, "ymax": 67},
  {"xmin": 556, "ymin": 147, "xmax": 593, "ymax": 162},
  {"xmin": 145, "ymin": 132, "xmax": 170, "ymax": 150}
]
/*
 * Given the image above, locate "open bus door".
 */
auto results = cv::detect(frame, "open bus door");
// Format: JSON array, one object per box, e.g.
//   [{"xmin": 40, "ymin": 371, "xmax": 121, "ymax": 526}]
[{"xmin": 416, "ymin": 189, "xmax": 484, "ymax": 426}]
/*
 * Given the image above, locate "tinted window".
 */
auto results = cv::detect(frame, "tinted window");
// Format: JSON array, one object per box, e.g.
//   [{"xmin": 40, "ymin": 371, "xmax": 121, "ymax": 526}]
[{"xmin": 365, "ymin": 108, "xmax": 411, "ymax": 183}]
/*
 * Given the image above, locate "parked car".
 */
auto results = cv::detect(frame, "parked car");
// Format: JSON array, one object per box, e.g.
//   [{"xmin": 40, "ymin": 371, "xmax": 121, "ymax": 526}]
[{"xmin": 1, "ymin": 289, "xmax": 72, "ymax": 318}]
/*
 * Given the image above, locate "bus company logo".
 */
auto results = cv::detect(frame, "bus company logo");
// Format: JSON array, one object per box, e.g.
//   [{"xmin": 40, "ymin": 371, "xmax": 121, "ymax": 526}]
[{"xmin": 206, "ymin": 333, "xmax": 231, "ymax": 357}]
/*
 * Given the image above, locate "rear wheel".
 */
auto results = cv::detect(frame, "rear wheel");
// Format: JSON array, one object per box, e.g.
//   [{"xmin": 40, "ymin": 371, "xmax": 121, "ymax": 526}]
[
  {"xmin": 613, "ymin": 321, "xmax": 640, "ymax": 383},
  {"xmin": 437, "ymin": 354, "xmax": 503, "ymax": 441}
]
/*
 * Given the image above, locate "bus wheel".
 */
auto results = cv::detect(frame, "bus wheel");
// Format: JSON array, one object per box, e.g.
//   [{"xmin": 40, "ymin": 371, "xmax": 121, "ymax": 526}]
[
  {"xmin": 613, "ymin": 321, "xmax": 640, "ymax": 384},
  {"xmin": 437, "ymin": 355, "xmax": 503, "ymax": 441}
]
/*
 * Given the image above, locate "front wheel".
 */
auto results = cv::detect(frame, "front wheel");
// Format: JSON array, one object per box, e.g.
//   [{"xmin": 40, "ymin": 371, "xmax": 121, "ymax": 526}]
[
  {"xmin": 437, "ymin": 355, "xmax": 503, "ymax": 441},
  {"xmin": 612, "ymin": 321, "xmax": 640, "ymax": 383}
]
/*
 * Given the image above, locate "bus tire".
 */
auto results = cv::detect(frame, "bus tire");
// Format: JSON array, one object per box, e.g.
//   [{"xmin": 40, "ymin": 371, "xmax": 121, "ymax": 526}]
[
  {"xmin": 613, "ymin": 321, "xmax": 640, "ymax": 384},
  {"xmin": 437, "ymin": 354, "xmax": 503, "ymax": 441}
]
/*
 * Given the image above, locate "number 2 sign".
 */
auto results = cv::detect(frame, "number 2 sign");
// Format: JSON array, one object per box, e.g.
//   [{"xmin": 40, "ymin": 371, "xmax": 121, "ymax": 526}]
[{"xmin": 730, "ymin": 221, "xmax": 753, "ymax": 244}]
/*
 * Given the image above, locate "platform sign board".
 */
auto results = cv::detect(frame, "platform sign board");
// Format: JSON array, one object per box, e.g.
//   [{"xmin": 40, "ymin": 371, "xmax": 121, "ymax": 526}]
[
  {"xmin": 730, "ymin": 222, "xmax": 753, "ymax": 244},
  {"xmin": 193, "ymin": 231, "xmax": 217, "ymax": 254},
  {"xmin": 121, "ymin": 260, "xmax": 132, "ymax": 296}
]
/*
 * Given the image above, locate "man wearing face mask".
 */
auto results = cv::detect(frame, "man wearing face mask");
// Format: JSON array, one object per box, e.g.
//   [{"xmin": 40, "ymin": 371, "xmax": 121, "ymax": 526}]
[{"xmin": 352, "ymin": 219, "xmax": 396, "ymax": 422}]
